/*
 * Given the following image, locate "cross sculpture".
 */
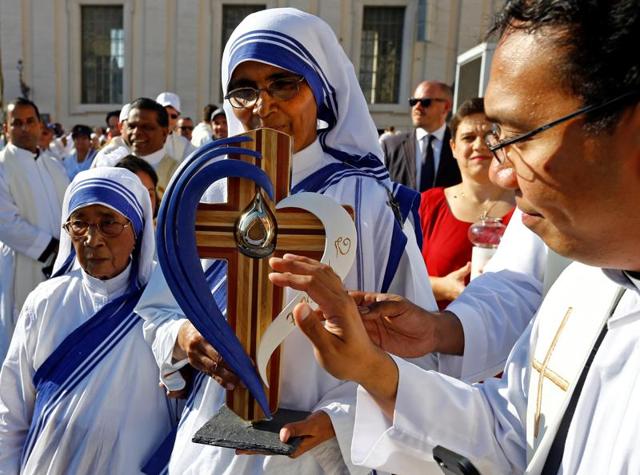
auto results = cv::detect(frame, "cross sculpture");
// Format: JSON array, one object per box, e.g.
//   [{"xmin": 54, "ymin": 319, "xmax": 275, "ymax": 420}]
[
  {"xmin": 532, "ymin": 306, "xmax": 572, "ymax": 438},
  {"xmin": 193, "ymin": 128, "xmax": 354, "ymax": 421}
]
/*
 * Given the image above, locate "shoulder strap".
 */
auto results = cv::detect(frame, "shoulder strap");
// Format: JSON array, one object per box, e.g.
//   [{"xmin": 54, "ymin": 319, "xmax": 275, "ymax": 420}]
[{"xmin": 541, "ymin": 286, "xmax": 626, "ymax": 474}]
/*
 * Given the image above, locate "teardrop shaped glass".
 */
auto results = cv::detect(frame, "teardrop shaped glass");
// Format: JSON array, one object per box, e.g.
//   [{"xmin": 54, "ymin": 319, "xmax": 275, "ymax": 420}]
[{"xmin": 234, "ymin": 190, "xmax": 278, "ymax": 258}]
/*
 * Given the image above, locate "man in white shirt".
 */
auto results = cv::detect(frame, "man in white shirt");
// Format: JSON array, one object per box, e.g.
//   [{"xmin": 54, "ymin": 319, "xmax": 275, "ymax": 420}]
[
  {"xmin": 269, "ymin": 0, "xmax": 640, "ymax": 473},
  {"xmin": 0, "ymin": 98, "xmax": 68, "ymax": 362},
  {"xmin": 191, "ymin": 103, "xmax": 218, "ymax": 147}
]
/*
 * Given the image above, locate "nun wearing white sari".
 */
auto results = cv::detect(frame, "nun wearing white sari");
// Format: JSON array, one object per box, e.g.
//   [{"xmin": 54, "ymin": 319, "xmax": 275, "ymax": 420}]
[
  {"xmin": 136, "ymin": 8, "xmax": 436, "ymax": 474},
  {"xmin": 0, "ymin": 168, "xmax": 174, "ymax": 474}
]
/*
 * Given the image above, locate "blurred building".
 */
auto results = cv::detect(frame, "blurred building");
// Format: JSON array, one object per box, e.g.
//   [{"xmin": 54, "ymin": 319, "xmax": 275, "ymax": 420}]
[{"xmin": 0, "ymin": 0, "xmax": 501, "ymax": 131}]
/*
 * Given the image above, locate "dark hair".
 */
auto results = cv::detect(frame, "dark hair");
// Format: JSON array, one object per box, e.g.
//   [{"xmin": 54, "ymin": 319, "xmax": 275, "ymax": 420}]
[
  {"xmin": 6, "ymin": 97, "xmax": 41, "ymax": 121},
  {"xmin": 105, "ymin": 110, "xmax": 120, "ymax": 126},
  {"xmin": 488, "ymin": 0, "xmax": 639, "ymax": 131},
  {"xmin": 203, "ymin": 104, "xmax": 218, "ymax": 122},
  {"xmin": 71, "ymin": 124, "xmax": 93, "ymax": 140},
  {"xmin": 129, "ymin": 97, "xmax": 169, "ymax": 128},
  {"xmin": 449, "ymin": 98, "xmax": 485, "ymax": 139},
  {"xmin": 115, "ymin": 154, "xmax": 159, "ymax": 187}
]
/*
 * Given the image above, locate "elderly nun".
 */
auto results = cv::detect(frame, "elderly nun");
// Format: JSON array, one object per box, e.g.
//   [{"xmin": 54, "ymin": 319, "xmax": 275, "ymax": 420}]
[
  {"xmin": 0, "ymin": 167, "xmax": 174, "ymax": 474},
  {"xmin": 136, "ymin": 7, "xmax": 437, "ymax": 475}
]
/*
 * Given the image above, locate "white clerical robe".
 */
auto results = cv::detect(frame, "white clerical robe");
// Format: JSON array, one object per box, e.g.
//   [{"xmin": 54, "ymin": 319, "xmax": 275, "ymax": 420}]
[
  {"xmin": 137, "ymin": 139, "xmax": 436, "ymax": 474},
  {"xmin": 0, "ymin": 144, "xmax": 68, "ymax": 362},
  {"xmin": 351, "ymin": 263, "xmax": 640, "ymax": 475},
  {"xmin": 438, "ymin": 208, "xmax": 546, "ymax": 382},
  {"xmin": 191, "ymin": 122, "xmax": 213, "ymax": 147},
  {"xmin": 0, "ymin": 265, "xmax": 175, "ymax": 475},
  {"xmin": 164, "ymin": 133, "xmax": 195, "ymax": 162}
]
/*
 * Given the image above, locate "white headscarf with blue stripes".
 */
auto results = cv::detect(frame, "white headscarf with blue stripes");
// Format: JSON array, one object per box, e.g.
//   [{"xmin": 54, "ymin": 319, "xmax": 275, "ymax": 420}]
[
  {"xmin": 221, "ymin": 7, "xmax": 390, "ymax": 183},
  {"xmin": 52, "ymin": 167, "xmax": 155, "ymax": 289}
]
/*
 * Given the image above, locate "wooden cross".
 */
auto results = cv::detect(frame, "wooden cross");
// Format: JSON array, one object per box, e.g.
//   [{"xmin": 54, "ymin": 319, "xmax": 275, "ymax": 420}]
[
  {"xmin": 532, "ymin": 307, "xmax": 572, "ymax": 437},
  {"xmin": 194, "ymin": 128, "xmax": 346, "ymax": 421}
]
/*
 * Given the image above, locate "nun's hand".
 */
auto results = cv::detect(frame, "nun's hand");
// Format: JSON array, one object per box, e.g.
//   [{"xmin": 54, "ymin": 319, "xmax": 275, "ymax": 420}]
[{"xmin": 176, "ymin": 321, "xmax": 241, "ymax": 390}]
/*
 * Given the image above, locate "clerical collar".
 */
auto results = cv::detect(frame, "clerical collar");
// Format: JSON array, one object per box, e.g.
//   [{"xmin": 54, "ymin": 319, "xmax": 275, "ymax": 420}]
[
  {"xmin": 291, "ymin": 139, "xmax": 334, "ymax": 188},
  {"xmin": 81, "ymin": 261, "xmax": 133, "ymax": 299},
  {"xmin": 416, "ymin": 122, "xmax": 446, "ymax": 143},
  {"xmin": 603, "ymin": 268, "xmax": 640, "ymax": 293},
  {"xmin": 6, "ymin": 142, "xmax": 40, "ymax": 160},
  {"xmin": 139, "ymin": 147, "xmax": 166, "ymax": 166}
]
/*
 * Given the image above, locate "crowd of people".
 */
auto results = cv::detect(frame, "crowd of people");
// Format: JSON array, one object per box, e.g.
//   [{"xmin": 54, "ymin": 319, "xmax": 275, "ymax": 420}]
[{"xmin": 0, "ymin": 0, "xmax": 638, "ymax": 474}]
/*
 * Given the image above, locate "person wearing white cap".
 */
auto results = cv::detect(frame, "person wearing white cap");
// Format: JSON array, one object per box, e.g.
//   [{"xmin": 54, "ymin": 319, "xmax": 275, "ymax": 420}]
[
  {"xmin": 0, "ymin": 167, "xmax": 175, "ymax": 473},
  {"xmin": 156, "ymin": 92, "xmax": 195, "ymax": 163},
  {"xmin": 92, "ymin": 103, "xmax": 131, "ymax": 168},
  {"xmin": 196, "ymin": 108, "xmax": 228, "ymax": 147}
]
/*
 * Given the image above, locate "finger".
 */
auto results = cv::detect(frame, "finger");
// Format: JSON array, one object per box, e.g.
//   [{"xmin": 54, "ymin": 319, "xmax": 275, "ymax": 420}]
[
  {"xmin": 360, "ymin": 299, "xmax": 407, "ymax": 320},
  {"xmin": 269, "ymin": 255, "xmax": 326, "ymax": 275},
  {"xmin": 293, "ymin": 302, "xmax": 333, "ymax": 349},
  {"xmin": 211, "ymin": 366, "xmax": 240, "ymax": 390},
  {"xmin": 268, "ymin": 271, "xmax": 313, "ymax": 292}
]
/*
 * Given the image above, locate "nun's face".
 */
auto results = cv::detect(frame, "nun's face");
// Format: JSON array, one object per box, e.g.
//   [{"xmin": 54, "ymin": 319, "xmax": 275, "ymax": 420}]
[
  {"xmin": 228, "ymin": 61, "xmax": 317, "ymax": 153},
  {"xmin": 69, "ymin": 204, "xmax": 136, "ymax": 280}
]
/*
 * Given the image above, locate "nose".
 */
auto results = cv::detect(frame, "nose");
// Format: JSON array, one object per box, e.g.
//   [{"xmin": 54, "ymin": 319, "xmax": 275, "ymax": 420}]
[
  {"xmin": 252, "ymin": 89, "xmax": 275, "ymax": 117},
  {"xmin": 83, "ymin": 225, "xmax": 106, "ymax": 247},
  {"xmin": 489, "ymin": 157, "xmax": 518, "ymax": 190}
]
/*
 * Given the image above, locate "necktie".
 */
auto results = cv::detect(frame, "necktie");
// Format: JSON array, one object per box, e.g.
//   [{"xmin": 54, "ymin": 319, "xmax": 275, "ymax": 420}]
[{"xmin": 420, "ymin": 134, "xmax": 435, "ymax": 192}]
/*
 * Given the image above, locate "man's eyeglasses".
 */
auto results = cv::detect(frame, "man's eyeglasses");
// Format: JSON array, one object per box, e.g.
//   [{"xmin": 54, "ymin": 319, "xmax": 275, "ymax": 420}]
[
  {"xmin": 225, "ymin": 76, "xmax": 305, "ymax": 109},
  {"xmin": 485, "ymin": 90, "xmax": 639, "ymax": 164},
  {"xmin": 408, "ymin": 97, "xmax": 447, "ymax": 108},
  {"xmin": 63, "ymin": 219, "xmax": 131, "ymax": 239},
  {"xmin": 169, "ymin": 113, "xmax": 179, "ymax": 120}
]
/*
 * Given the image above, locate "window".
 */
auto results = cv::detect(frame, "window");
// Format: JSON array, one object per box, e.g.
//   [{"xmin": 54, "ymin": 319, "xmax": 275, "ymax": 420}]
[
  {"xmin": 81, "ymin": 5, "xmax": 124, "ymax": 104},
  {"xmin": 359, "ymin": 6, "xmax": 405, "ymax": 104},
  {"xmin": 222, "ymin": 5, "xmax": 266, "ymax": 53}
]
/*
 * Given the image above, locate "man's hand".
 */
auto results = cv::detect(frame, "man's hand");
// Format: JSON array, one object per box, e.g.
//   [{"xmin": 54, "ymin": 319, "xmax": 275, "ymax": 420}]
[
  {"xmin": 352, "ymin": 292, "xmax": 465, "ymax": 357},
  {"xmin": 175, "ymin": 321, "xmax": 240, "ymax": 390},
  {"xmin": 269, "ymin": 254, "xmax": 399, "ymax": 417}
]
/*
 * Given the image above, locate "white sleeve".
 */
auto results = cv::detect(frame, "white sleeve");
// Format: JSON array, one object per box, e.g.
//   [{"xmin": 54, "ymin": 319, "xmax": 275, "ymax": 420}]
[
  {"xmin": 351, "ymin": 323, "xmax": 533, "ymax": 475},
  {"xmin": 0, "ymin": 304, "xmax": 38, "ymax": 473},
  {"xmin": 438, "ymin": 209, "xmax": 545, "ymax": 382},
  {"xmin": 0, "ymin": 165, "xmax": 51, "ymax": 260},
  {"xmin": 136, "ymin": 264, "xmax": 189, "ymax": 391}
]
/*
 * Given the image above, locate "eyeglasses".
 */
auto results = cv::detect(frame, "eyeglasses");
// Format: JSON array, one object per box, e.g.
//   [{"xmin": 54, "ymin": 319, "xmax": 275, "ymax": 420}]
[
  {"xmin": 485, "ymin": 91, "xmax": 639, "ymax": 163},
  {"xmin": 225, "ymin": 75, "xmax": 305, "ymax": 109},
  {"xmin": 169, "ymin": 113, "xmax": 179, "ymax": 120},
  {"xmin": 63, "ymin": 219, "xmax": 131, "ymax": 239},
  {"xmin": 408, "ymin": 97, "xmax": 447, "ymax": 108}
]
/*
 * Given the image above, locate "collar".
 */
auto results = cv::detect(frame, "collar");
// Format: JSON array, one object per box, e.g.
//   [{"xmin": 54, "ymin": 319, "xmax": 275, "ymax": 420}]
[
  {"xmin": 416, "ymin": 123, "xmax": 447, "ymax": 142},
  {"xmin": 291, "ymin": 139, "xmax": 334, "ymax": 188},
  {"xmin": 139, "ymin": 147, "xmax": 166, "ymax": 166},
  {"xmin": 81, "ymin": 261, "xmax": 132, "ymax": 300},
  {"xmin": 602, "ymin": 268, "xmax": 640, "ymax": 293},
  {"xmin": 6, "ymin": 142, "xmax": 39, "ymax": 160}
]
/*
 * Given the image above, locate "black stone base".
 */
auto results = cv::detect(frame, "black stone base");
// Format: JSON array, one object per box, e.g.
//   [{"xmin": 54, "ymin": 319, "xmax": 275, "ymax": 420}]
[{"xmin": 192, "ymin": 405, "xmax": 310, "ymax": 456}]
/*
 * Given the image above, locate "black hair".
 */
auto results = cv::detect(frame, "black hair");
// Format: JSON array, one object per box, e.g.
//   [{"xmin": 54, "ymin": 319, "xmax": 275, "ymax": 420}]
[
  {"xmin": 6, "ymin": 97, "xmax": 41, "ymax": 121},
  {"xmin": 115, "ymin": 154, "xmax": 159, "ymax": 187},
  {"xmin": 105, "ymin": 110, "xmax": 121, "ymax": 126},
  {"xmin": 128, "ymin": 97, "xmax": 169, "ymax": 128},
  {"xmin": 449, "ymin": 98, "xmax": 485, "ymax": 139},
  {"xmin": 203, "ymin": 104, "xmax": 218, "ymax": 122},
  {"xmin": 71, "ymin": 124, "xmax": 93, "ymax": 140},
  {"xmin": 488, "ymin": 0, "xmax": 639, "ymax": 131}
]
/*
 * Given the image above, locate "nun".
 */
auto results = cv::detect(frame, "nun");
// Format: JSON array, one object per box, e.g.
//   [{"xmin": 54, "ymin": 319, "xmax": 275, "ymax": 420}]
[
  {"xmin": 136, "ymin": 7, "xmax": 436, "ymax": 474},
  {"xmin": 0, "ymin": 167, "xmax": 174, "ymax": 474}
]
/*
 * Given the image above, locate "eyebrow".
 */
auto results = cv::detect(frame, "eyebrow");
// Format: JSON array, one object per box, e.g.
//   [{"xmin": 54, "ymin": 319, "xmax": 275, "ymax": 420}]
[{"xmin": 228, "ymin": 72, "xmax": 301, "ymax": 90}]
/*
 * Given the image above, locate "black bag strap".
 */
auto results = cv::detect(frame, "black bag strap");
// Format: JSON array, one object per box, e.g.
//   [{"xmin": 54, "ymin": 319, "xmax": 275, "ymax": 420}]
[{"xmin": 541, "ymin": 287, "xmax": 626, "ymax": 474}]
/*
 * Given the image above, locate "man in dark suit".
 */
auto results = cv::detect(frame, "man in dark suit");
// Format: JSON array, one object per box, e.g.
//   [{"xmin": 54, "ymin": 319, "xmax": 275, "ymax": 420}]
[{"xmin": 382, "ymin": 81, "xmax": 461, "ymax": 191}]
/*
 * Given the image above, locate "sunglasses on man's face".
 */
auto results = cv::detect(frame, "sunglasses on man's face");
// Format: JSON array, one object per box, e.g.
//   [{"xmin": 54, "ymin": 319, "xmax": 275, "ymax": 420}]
[
  {"xmin": 408, "ymin": 97, "xmax": 447, "ymax": 108},
  {"xmin": 169, "ymin": 113, "xmax": 179, "ymax": 120}
]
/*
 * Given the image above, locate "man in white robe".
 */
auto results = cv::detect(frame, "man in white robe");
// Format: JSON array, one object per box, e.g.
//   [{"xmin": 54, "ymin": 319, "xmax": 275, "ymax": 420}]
[
  {"xmin": 93, "ymin": 98, "xmax": 180, "ymax": 199},
  {"xmin": 0, "ymin": 167, "xmax": 175, "ymax": 474},
  {"xmin": 191, "ymin": 104, "xmax": 217, "ymax": 147},
  {"xmin": 136, "ymin": 8, "xmax": 436, "ymax": 474},
  {"xmin": 267, "ymin": 0, "xmax": 640, "ymax": 473},
  {"xmin": 0, "ymin": 98, "xmax": 68, "ymax": 363}
]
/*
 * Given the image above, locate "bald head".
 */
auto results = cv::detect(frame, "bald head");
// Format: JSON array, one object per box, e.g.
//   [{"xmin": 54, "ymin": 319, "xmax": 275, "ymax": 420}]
[{"xmin": 410, "ymin": 81, "xmax": 453, "ymax": 132}]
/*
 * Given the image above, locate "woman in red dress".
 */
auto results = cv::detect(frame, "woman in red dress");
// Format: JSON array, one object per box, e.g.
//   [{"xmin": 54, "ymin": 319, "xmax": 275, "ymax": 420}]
[{"xmin": 419, "ymin": 98, "xmax": 515, "ymax": 309}]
